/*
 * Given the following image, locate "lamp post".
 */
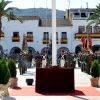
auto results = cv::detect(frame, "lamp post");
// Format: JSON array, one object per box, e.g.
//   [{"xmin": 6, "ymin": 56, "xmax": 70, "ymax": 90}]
[{"xmin": 52, "ymin": 0, "xmax": 57, "ymax": 66}]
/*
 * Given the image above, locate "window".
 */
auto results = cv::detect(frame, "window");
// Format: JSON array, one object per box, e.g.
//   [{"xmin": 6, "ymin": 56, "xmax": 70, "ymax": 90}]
[
  {"xmin": 13, "ymin": 32, "xmax": 19, "ymax": 37},
  {"xmin": 74, "ymin": 13, "xmax": 80, "ymax": 17},
  {"xmin": 74, "ymin": 13, "xmax": 80, "ymax": 15},
  {"xmin": 94, "ymin": 26, "xmax": 100, "ymax": 33},
  {"xmin": 86, "ymin": 26, "xmax": 92, "ymax": 33},
  {"xmin": 56, "ymin": 32, "xmax": 58, "ymax": 38},
  {"xmin": 43, "ymin": 32, "xmax": 49, "ymax": 38},
  {"xmin": 81, "ymin": 13, "xmax": 87, "ymax": 17},
  {"xmin": 27, "ymin": 32, "xmax": 33, "ymax": 37},
  {"xmin": 78, "ymin": 26, "xmax": 85, "ymax": 33},
  {"xmin": 90, "ymin": 13, "xmax": 94, "ymax": 16},
  {"xmin": 61, "ymin": 32, "xmax": 67, "ymax": 38}
]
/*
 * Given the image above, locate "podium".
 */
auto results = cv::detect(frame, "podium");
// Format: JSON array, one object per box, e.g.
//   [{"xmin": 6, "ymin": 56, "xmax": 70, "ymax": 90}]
[{"xmin": 35, "ymin": 67, "xmax": 75, "ymax": 93}]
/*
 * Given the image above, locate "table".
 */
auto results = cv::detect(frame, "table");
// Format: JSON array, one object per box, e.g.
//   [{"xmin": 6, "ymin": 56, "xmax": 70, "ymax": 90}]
[{"xmin": 35, "ymin": 67, "xmax": 75, "ymax": 93}]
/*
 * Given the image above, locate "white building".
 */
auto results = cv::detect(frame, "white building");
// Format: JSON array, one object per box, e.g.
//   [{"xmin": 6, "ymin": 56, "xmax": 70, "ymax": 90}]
[
  {"xmin": 66, "ymin": 8, "xmax": 100, "ymax": 53},
  {"xmin": 1, "ymin": 8, "xmax": 100, "ymax": 55}
]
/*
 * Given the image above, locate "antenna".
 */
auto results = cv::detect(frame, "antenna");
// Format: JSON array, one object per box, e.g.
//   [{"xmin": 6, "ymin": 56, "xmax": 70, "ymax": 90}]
[
  {"xmin": 67, "ymin": 0, "xmax": 70, "ymax": 9},
  {"xmin": 86, "ymin": 2, "xmax": 88, "ymax": 9}
]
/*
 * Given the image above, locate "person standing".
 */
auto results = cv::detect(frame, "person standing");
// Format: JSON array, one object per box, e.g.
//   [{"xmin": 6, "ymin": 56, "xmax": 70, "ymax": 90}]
[
  {"xmin": 35, "ymin": 51, "xmax": 41, "ymax": 67},
  {"xmin": 18, "ymin": 51, "xmax": 25, "ymax": 75},
  {"xmin": 58, "ymin": 50, "xmax": 66, "ymax": 67},
  {"xmin": 41, "ymin": 51, "xmax": 49, "ymax": 68}
]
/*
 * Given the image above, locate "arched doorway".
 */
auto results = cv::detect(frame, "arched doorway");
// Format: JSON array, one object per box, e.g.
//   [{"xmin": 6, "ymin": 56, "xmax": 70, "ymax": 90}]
[
  {"xmin": 92, "ymin": 45, "xmax": 100, "ymax": 53},
  {"xmin": 57, "ymin": 47, "xmax": 69, "ymax": 54},
  {"xmin": 75, "ymin": 44, "xmax": 82, "ymax": 54},
  {"xmin": 10, "ymin": 47, "xmax": 21, "ymax": 53},
  {"xmin": 28, "ymin": 47, "xmax": 36, "ymax": 56},
  {"xmin": 41, "ymin": 47, "xmax": 48, "ymax": 54}
]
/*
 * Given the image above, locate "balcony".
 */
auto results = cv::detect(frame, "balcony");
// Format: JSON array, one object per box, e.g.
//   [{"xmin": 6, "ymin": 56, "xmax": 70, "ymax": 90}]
[
  {"xmin": 75, "ymin": 33, "xmax": 100, "ymax": 38},
  {"xmin": 26, "ymin": 36, "xmax": 33, "ymax": 42},
  {"xmin": 56, "ymin": 38, "xmax": 58, "ymax": 44},
  {"xmin": 60, "ymin": 38, "xmax": 68, "ymax": 44},
  {"xmin": 12, "ymin": 36, "xmax": 20, "ymax": 42},
  {"xmin": 42, "ymin": 38, "xmax": 50, "ymax": 44},
  {"xmin": 0, "ymin": 32, "xmax": 4, "ymax": 37}
]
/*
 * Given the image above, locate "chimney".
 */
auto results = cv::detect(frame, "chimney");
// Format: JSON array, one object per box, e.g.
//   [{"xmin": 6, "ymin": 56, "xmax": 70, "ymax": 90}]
[
  {"xmin": 65, "ymin": 9, "xmax": 73, "ymax": 24},
  {"xmin": 65, "ymin": 9, "xmax": 69, "ymax": 19}
]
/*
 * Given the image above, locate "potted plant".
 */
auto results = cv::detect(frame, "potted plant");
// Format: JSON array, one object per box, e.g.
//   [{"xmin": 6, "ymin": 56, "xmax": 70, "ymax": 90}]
[
  {"xmin": 0, "ymin": 57, "xmax": 11, "ymax": 96},
  {"xmin": 8, "ymin": 58, "xmax": 18, "ymax": 87},
  {"xmin": 90, "ymin": 60, "xmax": 100, "ymax": 87}
]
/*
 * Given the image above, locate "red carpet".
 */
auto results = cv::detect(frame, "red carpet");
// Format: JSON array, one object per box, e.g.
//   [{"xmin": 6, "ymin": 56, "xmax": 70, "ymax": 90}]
[{"xmin": 9, "ymin": 86, "xmax": 100, "ymax": 96}]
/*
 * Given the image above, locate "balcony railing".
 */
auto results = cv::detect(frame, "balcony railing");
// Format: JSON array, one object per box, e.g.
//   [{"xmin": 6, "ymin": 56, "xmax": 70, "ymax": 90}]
[
  {"xmin": 12, "ymin": 36, "xmax": 20, "ymax": 42},
  {"xmin": 0, "ymin": 32, "xmax": 4, "ymax": 37},
  {"xmin": 42, "ymin": 38, "xmax": 50, "ymax": 44},
  {"xmin": 60, "ymin": 38, "xmax": 68, "ymax": 44},
  {"xmin": 75, "ymin": 33, "xmax": 100, "ymax": 38},
  {"xmin": 26, "ymin": 36, "xmax": 33, "ymax": 42},
  {"xmin": 56, "ymin": 38, "xmax": 58, "ymax": 44}
]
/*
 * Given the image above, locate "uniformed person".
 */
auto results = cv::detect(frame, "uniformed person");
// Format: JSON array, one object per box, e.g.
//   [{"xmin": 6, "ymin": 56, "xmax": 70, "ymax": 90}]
[
  {"xmin": 18, "ymin": 51, "xmax": 25, "ymax": 75},
  {"xmin": 41, "ymin": 51, "xmax": 48, "ymax": 68},
  {"xmin": 58, "ymin": 50, "xmax": 66, "ymax": 67},
  {"xmin": 66, "ymin": 52, "xmax": 73, "ymax": 67},
  {"xmin": 35, "ymin": 51, "xmax": 41, "ymax": 67}
]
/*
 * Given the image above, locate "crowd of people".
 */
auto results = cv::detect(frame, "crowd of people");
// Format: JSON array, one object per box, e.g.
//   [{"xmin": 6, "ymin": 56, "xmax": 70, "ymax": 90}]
[{"xmin": 1, "ymin": 48, "xmax": 100, "ymax": 75}]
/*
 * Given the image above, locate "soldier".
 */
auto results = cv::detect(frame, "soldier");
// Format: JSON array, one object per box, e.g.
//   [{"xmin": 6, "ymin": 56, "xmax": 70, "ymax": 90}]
[
  {"xmin": 85, "ymin": 51, "xmax": 91, "ymax": 75},
  {"xmin": 72, "ymin": 53, "xmax": 76, "ymax": 68},
  {"xmin": 66, "ymin": 52, "xmax": 73, "ymax": 67},
  {"xmin": 41, "ymin": 51, "xmax": 49, "ymax": 68},
  {"xmin": 58, "ymin": 50, "xmax": 66, "ymax": 67},
  {"xmin": 18, "ymin": 51, "xmax": 25, "ymax": 75},
  {"xmin": 35, "ymin": 51, "xmax": 41, "ymax": 67}
]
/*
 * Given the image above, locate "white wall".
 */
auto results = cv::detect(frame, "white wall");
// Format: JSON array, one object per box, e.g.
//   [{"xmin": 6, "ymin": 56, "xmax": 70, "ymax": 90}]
[
  {"xmin": 1, "ymin": 17, "xmax": 73, "ymax": 53},
  {"xmin": 72, "ymin": 19, "xmax": 100, "ymax": 52}
]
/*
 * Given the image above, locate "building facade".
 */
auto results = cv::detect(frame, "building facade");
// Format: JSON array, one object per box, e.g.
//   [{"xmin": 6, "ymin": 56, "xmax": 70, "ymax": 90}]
[
  {"xmin": 66, "ymin": 8, "xmax": 100, "ymax": 53},
  {"xmin": 1, "ymin": 8, "xmax": 100, "ymax": 55}
]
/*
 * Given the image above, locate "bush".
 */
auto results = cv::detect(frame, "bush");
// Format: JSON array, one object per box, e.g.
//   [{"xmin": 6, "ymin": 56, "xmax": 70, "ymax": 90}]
[
  {"xmin": 0, "ymin": 57, "xmax": 11, "ymax": 84},
  {"xmin": 8, "ymin": 58, "xmax": 16, "ymax": 78},
  {"xmin": 90, "ymin": 60, "xmax": 100, "ymax": 78}
]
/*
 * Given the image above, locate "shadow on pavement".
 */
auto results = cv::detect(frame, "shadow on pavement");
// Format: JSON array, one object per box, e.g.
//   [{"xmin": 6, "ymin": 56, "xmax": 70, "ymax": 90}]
[{"xmin": 3, "ymin": 96, "xmax": 16, "ymax": 100}]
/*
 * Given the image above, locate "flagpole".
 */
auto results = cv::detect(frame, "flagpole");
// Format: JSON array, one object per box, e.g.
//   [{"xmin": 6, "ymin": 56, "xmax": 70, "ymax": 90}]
[{"xmin": 52, "ymin": 0, "xmax": 57, "ymax": 66}]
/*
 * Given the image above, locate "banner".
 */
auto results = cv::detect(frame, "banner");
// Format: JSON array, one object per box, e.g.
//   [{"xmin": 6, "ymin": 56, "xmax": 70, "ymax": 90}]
[
  {"xmin": 22, "ymin": 34, "xmax": 28, "ymax": 52},
  {"xmin": 80, "ymin": 36, "xmax": 86, "ymax": 51}
]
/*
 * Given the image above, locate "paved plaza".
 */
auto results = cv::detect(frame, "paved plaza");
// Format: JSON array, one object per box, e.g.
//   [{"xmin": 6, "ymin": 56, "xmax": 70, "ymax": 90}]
[{"xmin": 1, "ymin": 64, "xmax": 100, "ymax": 100}]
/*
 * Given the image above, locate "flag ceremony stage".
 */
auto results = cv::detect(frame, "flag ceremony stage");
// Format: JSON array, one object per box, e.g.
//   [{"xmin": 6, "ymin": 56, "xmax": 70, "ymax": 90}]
[{"xmin": 35, "ymin": 67, "xmax": 75, "ymax": 93}]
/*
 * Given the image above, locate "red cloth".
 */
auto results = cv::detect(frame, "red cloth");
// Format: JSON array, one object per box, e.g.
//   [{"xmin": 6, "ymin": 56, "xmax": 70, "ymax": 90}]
[
  {"xmin": 81, "ymin": 37, "xmax": 86, "ymax": 50},
  {"xmin": 88, "ymin": 37, "xmax": 92, "ymax": 50},
  {"xmin": 35, "ymin": 67, "xmax": 75, "ymax": 93}
]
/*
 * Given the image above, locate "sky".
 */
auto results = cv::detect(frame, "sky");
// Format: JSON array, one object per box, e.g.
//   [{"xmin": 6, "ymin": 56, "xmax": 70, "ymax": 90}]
[{"xmin": 6, "ymin": 0, "xmax": 100, "ymax": 11}]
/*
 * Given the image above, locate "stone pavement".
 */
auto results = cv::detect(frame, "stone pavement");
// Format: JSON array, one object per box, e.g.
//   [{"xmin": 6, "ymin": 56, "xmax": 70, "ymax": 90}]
[{"xmin": 2, "ymin": 64, "xmax": 100, "ymax": 100}]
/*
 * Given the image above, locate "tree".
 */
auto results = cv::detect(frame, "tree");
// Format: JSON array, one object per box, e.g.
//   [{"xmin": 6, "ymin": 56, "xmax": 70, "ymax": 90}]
[
  {"xmin": 0, "ymin": 0, "xmax": 23, "ymax": 34},
  {"xmin": 86, "ymin": 4, "xmax": 100, "ymax": 28}
]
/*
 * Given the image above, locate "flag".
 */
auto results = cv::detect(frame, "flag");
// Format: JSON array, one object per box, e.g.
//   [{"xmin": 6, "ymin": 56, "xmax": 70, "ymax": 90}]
[
  {"xmin": 22, "ymin": 34, "xmax": 28, "ymax": 52},
  {"xmin": 86, "ymin": 34, "xmax": 92, "ymax": 51},
  {"xmin": 80, "ymin": 36, "xmax": 86, "ymax": 51},
  {"xmin": 88, "ymin": 37, "xmax": 92, "ymax": 50},
  {"xmin": 80, "ymin": 36, "xmax": 84, "ymax": 43}
]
